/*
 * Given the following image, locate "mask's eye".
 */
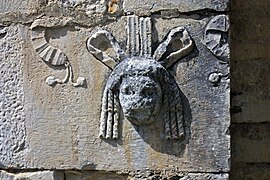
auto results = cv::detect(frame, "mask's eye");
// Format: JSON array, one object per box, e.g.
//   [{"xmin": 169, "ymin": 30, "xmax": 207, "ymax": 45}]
[
  {"xmin": 142, "ymin": 86, "xmax": 156, "ymax": 97},
  {"xmin": 121, "ymin": 86, "xmax": 131, "ymax": 95}
]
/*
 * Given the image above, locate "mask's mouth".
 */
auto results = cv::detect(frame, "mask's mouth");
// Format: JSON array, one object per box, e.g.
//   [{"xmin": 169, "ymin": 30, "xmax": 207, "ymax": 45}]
[{"xmin": 124, "ymin": 108, "xmax": 154, "ymax": 125}]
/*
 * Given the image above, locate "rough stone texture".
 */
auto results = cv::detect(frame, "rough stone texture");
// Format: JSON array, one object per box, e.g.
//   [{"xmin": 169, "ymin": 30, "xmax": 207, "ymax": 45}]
[
  {"xmin": 65, "ymin": 171, "xmax": 127, "ymax": 180},
  {"xmin": 0, "ymin": 0, "xmax": 29, "ymax": 13},
  {"xmin": 0, "ymin": 170, "xmax": 64, "ymax": 180},
  {"xmin": 123, "ymin": 0, "xmax": 229, "ymax": 14},
  {"xmin": 230, "ymin": 0, "xmax": 270, "ymax": 179},
  {"xmin": 65, "ymin": 171, "xmax": 228, "ymax": 179},
  {"xmin": 0, "ymin": 24, "xmax": 27, "ymax": 168},
  {"xmin": 179, "ymin": 173, "xmax": 228, "ymax": 180}
]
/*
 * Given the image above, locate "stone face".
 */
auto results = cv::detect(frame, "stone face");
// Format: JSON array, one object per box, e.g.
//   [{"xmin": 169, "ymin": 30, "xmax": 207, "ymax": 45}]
[{"xmin": 123, "ymin": 0, "xmax": 229, "ymax": 14}]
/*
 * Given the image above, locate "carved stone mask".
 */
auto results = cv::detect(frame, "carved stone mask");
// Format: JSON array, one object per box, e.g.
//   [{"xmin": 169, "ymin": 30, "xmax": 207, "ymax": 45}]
[
  {"xmin": 120, "ymin": 76, "xmax": 161, "ymax": 125},
  {"xmin": 118, "ymin": 58, "xmax": 163, "ymax": 125},
  {"xmin": 86, "ymin": 15, "xmax": 194, "ymax": 140}
]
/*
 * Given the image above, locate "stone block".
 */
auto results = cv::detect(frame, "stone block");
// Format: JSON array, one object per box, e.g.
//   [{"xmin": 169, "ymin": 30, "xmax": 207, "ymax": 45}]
[
  {"xmin": 123, "ymin": 0, "xmax": 229, "ymax": 14},
  {"xmin": 230, "ymin": 163, "xmax": 270, "ymax": 180},
  {"xmin": 231, "ymin": 58, "xmax": 270, "ymax": 98},
  {"xmin": 0, "ymin": 0, "xmax": 29, "ymax": 14},
  {"xmin": 180, "ymin": 173, "xmax": 228, "ymax": 180},
  {"xmin": 232, "ymin": 95, "xmax": 270, "ymax": 123},
  {"xmin": 231, "ymin": 58, "xmax": 270, "ymax": 123},
  {"xmin": 65, "ymin": 171, "xmax": 228, "ymax": 179},
  {"xmin": 0, "ymin": 170, "xmax": 64, "ymax": 180},
  {"xmin": 0, "ymin": 3, "xmax": 230, "ymax": 176},
  {"xmin": 231, "ymin": 0, "xmax": 270, "ymax": 61},
  {"xmin": 0, "ymin": 24, "xmax": 27, "ymax": 168},
  {"xmin": 65, "ymin": 171, "xmax": 127, "ymax": 180},
  {"xmin": 231, "ymin": 124, "xmax": 270, "ymax": 163}
]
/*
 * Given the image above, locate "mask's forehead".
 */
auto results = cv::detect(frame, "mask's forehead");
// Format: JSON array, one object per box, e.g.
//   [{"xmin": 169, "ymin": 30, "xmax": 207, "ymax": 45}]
[
  {"xmin": 118, "ymin": 57, "xmax": 164, "ymax": 75},
  {"xmin": 107, "ymin": 57, "xmax": 169, "ymax": 91},
  {"xmin": 121, "ymin": 75, "xmax": 158, "ymax": 88}
]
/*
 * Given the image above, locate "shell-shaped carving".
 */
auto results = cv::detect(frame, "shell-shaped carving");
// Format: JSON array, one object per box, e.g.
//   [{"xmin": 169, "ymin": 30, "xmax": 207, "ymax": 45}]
[
  {"xmin": 87, "ymin": 30, "xmax": 125, "ymax": 70},
  {"xmin": 204, "ymin": 15, "xmax": 229, "ymax": 62},
  {"xmin": 31, "ymin": 28, "xmax": 68, "ymax": 66},
  {"xmin": 153, "ymin": 26, "xmax": 194, "ymax": 68}
]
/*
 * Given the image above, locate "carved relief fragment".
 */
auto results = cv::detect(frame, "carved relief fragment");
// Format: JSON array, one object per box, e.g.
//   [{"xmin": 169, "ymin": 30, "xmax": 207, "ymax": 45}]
[
  {"xmin": 30, "ymin": 19, "xmax": 86, "ymax": 87},
  {"xmin": 87, "ymin": 15, "xmax": 194, "ymax": 140},
  {"xmin": 204, "ymin": 15, "xmax": 229, "ymax": 62},
  {"xmin": 0, "ymin": 26, "xmax": 8, "ymax": 39}
]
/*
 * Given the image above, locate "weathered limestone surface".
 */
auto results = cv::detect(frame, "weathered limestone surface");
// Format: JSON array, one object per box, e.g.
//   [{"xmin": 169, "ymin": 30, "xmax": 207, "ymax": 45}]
[
  {"xmin": 9, "ymin": 16, "xmax": 229, "ymax": 172},
  {"xmin": 0, "ymin": 0, "xmax": 29, "ymax": 13},
  {"xmin": 0, "ymin": 24, "xmax": 27, "ymax": 168},
  {"xmin": 65, "ymin": 171, "xmax": 228, "ymax": 180},
  {"xmin": 65, "ymin": 171, "xmax": 127, "ymax": 180},
  {"xmin": 0, "ymin": 0, "xmax": 230, "ymax": 179},
  {"xmin": 0, "ymin": 170, "xmax": 228, "ymax": 180},
  {"xmin": 123, "ymin": 0, "xmax": 229, "ymax": 14}
]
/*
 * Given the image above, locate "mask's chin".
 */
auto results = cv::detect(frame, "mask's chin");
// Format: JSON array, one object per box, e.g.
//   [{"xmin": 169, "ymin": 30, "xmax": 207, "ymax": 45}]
[{"xmin": 124, "ymin": 108, "xmax": 154, "ymax": 126}]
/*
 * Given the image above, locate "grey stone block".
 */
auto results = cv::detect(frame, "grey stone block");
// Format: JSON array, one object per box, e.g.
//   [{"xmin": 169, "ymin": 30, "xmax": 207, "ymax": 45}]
[
  {"xmin": 0, "ymin": 24, "xmax": 28, "ymax": 168},
  {"xmin": 231, "ymin": 163, "xmax": 270, "ymax": 180},
  {"xmin": 123, "ymin": 0, "xmax": 229, "ymax": 14},
  {"xmin": 10, "ymin": 15, "xmax": 229, "ymax": 172},
  {"xmin": 0, "ymin": 170, "xmax": 64, "ymax": 180},
  {"xmin": 0, "ymin": 1, "xmax": 230, "ymax": 176},
  {"xmin": 231, "ymin": 124, "xmax": 270, "ymax": 163},
  {"xmin": 65, "ymin": 171, "xmax": 228, "ymax": 180},
  {"xmin": 0, "ymin": 0, "xmax": 29, "ymax": 13},
  {"xmin": 232, "ymin": 95, "xmax": 270, "ymax": 123}
]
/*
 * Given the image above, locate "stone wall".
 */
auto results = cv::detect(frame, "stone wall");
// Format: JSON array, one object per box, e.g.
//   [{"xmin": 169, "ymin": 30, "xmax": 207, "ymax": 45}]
[
  {"xmin": 2, "ymin": 0, "xmax": 269, "ymax": 179},
  {"xmin": 230, "ymin": 0, "xmax": 270, "ymax": 179}
]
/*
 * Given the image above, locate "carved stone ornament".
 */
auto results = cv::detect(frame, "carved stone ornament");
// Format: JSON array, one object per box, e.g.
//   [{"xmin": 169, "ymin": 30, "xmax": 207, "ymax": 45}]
[
  {"xmin": 87, "ymin": 15, "xmax": 194, "ymax": 140},
  {"xmin": 30, "ymin": 19, "xmax": 86, "ymax": 87},
  {"xmin": 204, "ymin": 15, "xmax": 229, "ymax": 62}
]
